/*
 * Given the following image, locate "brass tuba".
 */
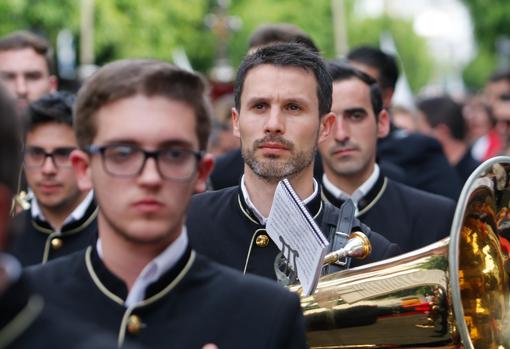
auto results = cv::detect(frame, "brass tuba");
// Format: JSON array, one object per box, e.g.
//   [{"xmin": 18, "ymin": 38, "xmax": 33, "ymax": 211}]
[{"xmin": 292, "ymin": 156, "xmax": 510, "ymax": 349}]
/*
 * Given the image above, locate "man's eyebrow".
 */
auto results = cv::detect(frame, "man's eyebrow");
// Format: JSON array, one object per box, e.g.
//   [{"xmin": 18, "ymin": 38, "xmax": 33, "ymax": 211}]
[{"xmin": 343, "ymin": 107, "xmax": 367, "ymax": 114}]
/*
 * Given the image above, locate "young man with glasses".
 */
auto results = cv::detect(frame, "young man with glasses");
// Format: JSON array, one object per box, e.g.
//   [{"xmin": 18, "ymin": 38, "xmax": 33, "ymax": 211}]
[
  {"xmin": 27, "ymin": 59, "xmax": 307, "ymax": 349},
  {"xmin": 9, "ymin": 92, "xmax": 97, "ymax": 266}
]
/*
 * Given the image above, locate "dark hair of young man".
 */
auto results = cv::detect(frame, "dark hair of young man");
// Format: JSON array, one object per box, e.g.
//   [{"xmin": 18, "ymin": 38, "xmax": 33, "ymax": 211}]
[
  {"xmin": 417, "ymin": 95, "xmax": 466, "ymax": 141},
  {"xmin": 74, "ymin": 59, "xmax": 212, "ymax": 151},
  {"xmin": 26, "ymin": 91, "xmax": 75, "ymax": 134},
  {"xmin": 0, "ymin": 85, "xmax": 22, "ymax": 193},
  {"xmin": 488, "ymin": 69, "xmax": 510, "ymax": 83},
  {"xmin": 326, "ymin": 61, "xmax": 384, "ymax": 117},
  {"xmin": 248, "ymin": 23, "xmax": 319, "ymax": 53},
  {"xmin": 347, "ymin": 46, "xmax": 398, "ymax": 92},
  {"xmin": 234, "ymin": 42, "xmax": 332, "ymax": 117},
  {"xmin": 0, "ymin": 31, "xmax": 54, "ymax": 74}
]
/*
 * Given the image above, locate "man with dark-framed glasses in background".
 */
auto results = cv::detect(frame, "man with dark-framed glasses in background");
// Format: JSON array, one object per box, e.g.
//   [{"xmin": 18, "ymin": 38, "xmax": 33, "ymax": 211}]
[{"xmin": 9, "ymin": 91, "xmax": 97, "ymax": 266}]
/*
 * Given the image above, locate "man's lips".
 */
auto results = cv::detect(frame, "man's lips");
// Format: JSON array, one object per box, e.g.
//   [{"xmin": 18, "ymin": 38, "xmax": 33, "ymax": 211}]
[
  {"xmin": 331, "ymin": 147, "xmax": 358, "ymax": 156},
  {"xmin": 258, "ymin": 142, "xmax": 289, "ymax": 152},
  {"xmin": 131, "ymin": 198, "xmax": 165, "ymax": 213},
  {"xmin": 37, "ymin": 183, "xmax": 62, "ymax": 193}
]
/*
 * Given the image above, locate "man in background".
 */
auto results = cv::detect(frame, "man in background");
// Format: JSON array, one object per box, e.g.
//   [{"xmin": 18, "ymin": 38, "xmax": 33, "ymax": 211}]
[
  {"xmin": 0, "ymin": 31, "xmax": 57, "ymax": 111},
  {"xmin": 347, "ymin": 46, "xmax": 462, "ymax": 199},
  {"xmin": 319, "ymin": 62, "xmax": 455, "ymax": 253},
  {"xmin": 9, "ymin": 92, "xmax": 97, "ymax": 266},
  {"xmin": 417, "ymin": 95, "xmax": 480, "ymax": 183}
]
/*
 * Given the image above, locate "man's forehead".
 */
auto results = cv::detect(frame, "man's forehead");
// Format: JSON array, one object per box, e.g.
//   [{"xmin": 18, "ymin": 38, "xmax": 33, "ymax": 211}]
[
  {"xmin": 242, "ymin": 64, "xmax": 317, "ymax": 99},
  {"xmin": 0, "ymin": 48, "xmax": 49, "ymax": 73},
  {"xmin": 333, "ymin": 78, "xmax": 370, "ymax": 99}
]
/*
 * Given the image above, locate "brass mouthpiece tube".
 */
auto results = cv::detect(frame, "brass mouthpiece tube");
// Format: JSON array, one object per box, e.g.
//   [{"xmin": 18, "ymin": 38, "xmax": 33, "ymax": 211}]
[{"xmin": 323, "ymin": 232, "xmax": 372, "ymax": 266}]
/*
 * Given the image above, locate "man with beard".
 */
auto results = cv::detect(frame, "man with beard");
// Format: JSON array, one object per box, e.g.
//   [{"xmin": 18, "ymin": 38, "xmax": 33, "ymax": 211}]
[
  {"xmin": 0, "ymin": 31, "xmax": 57, "ymax": 112},
  {"xmin": 9, "ymin": 92, "xmax": 97, "ymax": 266},
  {"xmin": 319, "ymin": 63, "xmax": 455, "ymax": 253},
  {"xmin": 187, "ymin": 43, "xmax": 400, "ymax": 281}
]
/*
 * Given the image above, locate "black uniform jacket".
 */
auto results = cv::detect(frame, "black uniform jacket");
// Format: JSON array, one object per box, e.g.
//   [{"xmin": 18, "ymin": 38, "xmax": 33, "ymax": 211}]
[
  {"xmin": 27, "ymin": 246, "xmax": 307, "ymax": 349},
  {"xmin": 0, "ymin": 273, "xmax": 125, "ymax": 349},
  {"xmin": 187, "ymin": 186, "xmax": 401, "ymax": 281},
  {"xmin": 9, "ymin": 198, "xmax": 98, "ymax": 266},
  {"xmin": 322, "ymin": 172, "xmax": 456, "ymax": 253},
  {"xmin": 377, "ymin": 129, "xmax": 462, "ymax": 200}
]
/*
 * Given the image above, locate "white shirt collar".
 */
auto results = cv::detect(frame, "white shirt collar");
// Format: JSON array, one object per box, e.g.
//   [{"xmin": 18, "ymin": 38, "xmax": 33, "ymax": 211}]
[
  {"xmin": 96, "ymin": 228, "xmax": 188, "ymax": 307},
  {"xmin": 240, "ymin": 175, "xmax": 319, "ymax": 225},
  {"xmin": 31, "ymin": 190, "xmax": 94, "ymax": 230},
  {"xmin": 322, "ymin": 164, "xmax": 380, "ymax": 214}
]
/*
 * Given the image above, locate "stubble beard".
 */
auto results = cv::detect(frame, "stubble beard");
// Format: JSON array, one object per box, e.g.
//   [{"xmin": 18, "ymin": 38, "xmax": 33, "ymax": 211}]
[{"xmin": 242, "ymin": 136, "xmax": 316, "ymax": 183}]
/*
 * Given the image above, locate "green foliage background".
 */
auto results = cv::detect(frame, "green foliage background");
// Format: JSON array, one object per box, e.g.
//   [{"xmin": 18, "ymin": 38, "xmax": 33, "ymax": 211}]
[
  {"xmin": 462, "ymin": 0, "xmax": 510, "ymax": 90},
  {"xmin": 0, "ymin": 0, "xmax": 437, "ymax": 92}
]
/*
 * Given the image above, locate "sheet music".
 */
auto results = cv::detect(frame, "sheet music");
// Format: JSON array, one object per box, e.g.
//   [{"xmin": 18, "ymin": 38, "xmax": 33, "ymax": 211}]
[{"xmin": 266, "ymin": 179, "xmax": 329, "ymax": 296}]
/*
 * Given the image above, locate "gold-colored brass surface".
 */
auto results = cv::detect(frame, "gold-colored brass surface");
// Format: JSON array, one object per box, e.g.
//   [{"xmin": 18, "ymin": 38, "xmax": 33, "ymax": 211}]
[{"xmin": 293, "ymin": 156, "xmax": 510, "ymax": 349}]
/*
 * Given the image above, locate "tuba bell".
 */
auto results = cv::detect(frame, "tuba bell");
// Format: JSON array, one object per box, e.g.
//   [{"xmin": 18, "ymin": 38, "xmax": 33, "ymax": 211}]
[{"xmin": 292, "ymin": 156, "xmax": 510, "ymax": 349}]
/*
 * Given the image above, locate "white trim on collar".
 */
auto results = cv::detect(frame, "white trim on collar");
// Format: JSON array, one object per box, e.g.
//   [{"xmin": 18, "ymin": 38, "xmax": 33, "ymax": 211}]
[
  {"xmin": 96, "ymin": 227, "xmax": 188, "ymax": 307},
  {"xmin": 31, "ymin": 190, "xmax": 94, "ymax": 230},
  {"xmin": 322, "ymin": 164, "xmax": 380, "ymax": 214}
]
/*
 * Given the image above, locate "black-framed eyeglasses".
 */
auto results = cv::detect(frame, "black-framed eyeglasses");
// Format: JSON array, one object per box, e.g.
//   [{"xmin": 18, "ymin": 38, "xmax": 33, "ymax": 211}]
[
  {"xmin": 85, "ymin": 144, "xmax": 204, "ymax": 181},
  {"xmin": 24, "ymin": 146, "xmax": 76, "ymax": 168}
]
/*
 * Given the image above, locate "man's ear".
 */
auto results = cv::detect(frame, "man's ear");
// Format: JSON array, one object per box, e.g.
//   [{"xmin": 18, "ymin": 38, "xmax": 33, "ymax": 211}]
[
  {"xmin": 194, "ymin": 154, "xmax": 215, "ymax": 193},
  {"xmin": 70, "ymin": 149, "xmax": 93, "ymax": 191},
  {"xmin": 377, "ymin": 109, "xmax": 390, "ymax": 139},
  {"xmin": 232, "ymin": 108, "xmax": 241, "ymax": 138},
  {"xmin": 318, "ymin": 112, "xmax": 336, "ymax": 144}
]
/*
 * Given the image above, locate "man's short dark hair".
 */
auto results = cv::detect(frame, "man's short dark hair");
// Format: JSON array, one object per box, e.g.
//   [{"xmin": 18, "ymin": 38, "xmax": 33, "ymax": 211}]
[
  {"xmin": 248, "ymin": 23, "xmax": 319, "ymax": 53},
  {"xmin": 0, "ymin": 85, "xmax": 22, "ymax": 193},
  {"xmin": 417, "ymin": 95, "xmax": 466, "ymax": 141},
  {"xmin": 326, "ymin": 61, "xmax": 383, "ymax": 117},
  {"xmin": 75, "ymin": 59, "xmax": 211, "ymax": 151},
  {"xmin": 347, "ymin": 46, "xmax": 398, "ymax": 91},
  {"xmin": 488, "ymin": 69, "xmax": 510, "ymax": 83},
  {"xmin": 234, "ymin": 43, "xmax": 332, "ymax": 117},
  {"xmin": 26, "ymin": 92, "xmax": 75, "ymax": 136},
  {"xmin": 0, "ymin": 31, "xmax": 54, "ymax": 74}
]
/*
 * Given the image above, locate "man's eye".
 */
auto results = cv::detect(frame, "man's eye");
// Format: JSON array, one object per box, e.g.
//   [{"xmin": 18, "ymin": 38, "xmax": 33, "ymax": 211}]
[
  {"xmin": 161, "ymin": 149, "xmax": 189, "ymax": 162},
  {"xmin": 253, "ymin": 103, "xmax": 267, "ymax": 110},
  {"xmin": 106, "ymin": 146, "xmax": 136, "ymax": 161},
  {"xmin": 348, "ymin": 112, "xmax": 365, "ymax": 121},
  {"xmin": 0, "ymin": 73, "xmax": 14, "ymax": 81},
  {"xmin": 25, "ymin": 72, "xmax": 43, "ymax": 81},
  {"xmin": 28, "ymin": 148, "xmax": 45, "ymax": 156},
  {"xmin": 287, "ymin": 103, "xmax": 302, "ymax": 111},
  {"xmin": 53, "ymin": 148, "xmax": 74, "ymax": 157}
]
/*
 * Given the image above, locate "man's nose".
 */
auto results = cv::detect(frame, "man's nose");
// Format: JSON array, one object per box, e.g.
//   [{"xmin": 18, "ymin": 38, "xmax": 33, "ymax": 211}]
[
  {"xmin": 15, "ymin": 76, "xmax": 28, "ymax": 98},
  {"xmin": 334, "ymin": 116, "xmax": 350, "ymax": 142},
  {"xmin": 41, "ymin": 155, "xmax": 58, "ymax": 174},
  {"xmin": 137, "ymin": 157, "xmax": 163, "ymax": 186},
  {"xmin": 264, "ymin": 107, "xmax": 285, "ymax": 134}
]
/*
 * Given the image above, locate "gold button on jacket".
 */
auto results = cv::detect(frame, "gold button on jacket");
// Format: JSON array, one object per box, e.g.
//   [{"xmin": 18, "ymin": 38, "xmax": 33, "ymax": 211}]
[
  {"xmin": 255, "ymin": 234, "xmax": 269, "ymax": 247},
  {"xmin": 51, "ymin": 238, "xmax": 63, "ymax": 250},
  {"xmin": 127, "ymin": 315, "xmax": 142, "ymax": 335}
]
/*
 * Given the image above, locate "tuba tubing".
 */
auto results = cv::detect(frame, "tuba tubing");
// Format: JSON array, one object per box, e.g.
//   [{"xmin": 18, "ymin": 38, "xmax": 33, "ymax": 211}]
[{"xmin": 292, "ymin": 156, "xmax": 510, "ymax": 349}]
